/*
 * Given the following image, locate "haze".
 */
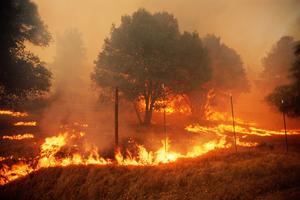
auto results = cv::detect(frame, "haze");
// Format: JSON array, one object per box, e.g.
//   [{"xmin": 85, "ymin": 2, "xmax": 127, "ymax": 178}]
[{"xmin": 30, "ymin": 0, "xmax": 300, "ymax": 70}]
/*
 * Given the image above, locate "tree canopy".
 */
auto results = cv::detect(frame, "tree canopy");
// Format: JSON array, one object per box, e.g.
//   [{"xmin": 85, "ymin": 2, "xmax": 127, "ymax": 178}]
[
  {"xmin": 92, "ymin": 9, "xmax": 211, "ymax": 125},
  {"xmin": 261, "ymin": 36, "xmax": 297, "ymax": 92},
  {"xmin": 267, "ymin": 43, "xmax": 300, "ymax": 117},
  {"xmin": 185, "ymin": 34, "xmax": 249, "ymax": 118},
  {"xmin": 203, "ymin": 34, "xmax": 248, "ymax": 94},
  {"xmin": 0, "ymin": 0, "xmax": 52, "ymax": 109}
]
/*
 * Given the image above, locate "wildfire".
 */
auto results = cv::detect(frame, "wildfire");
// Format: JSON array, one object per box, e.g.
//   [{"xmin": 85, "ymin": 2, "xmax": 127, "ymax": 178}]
[
  {"xmin": 138, "ymin": 95, "xmax": 191, "ymax": 114},
  {"xmin": 236, "ymin": 137, "xmax": 258, "ymax": 147},
  {"xmin": 0, "ymin": 106, "xmax": 297, "ymax": 186},
  {"xmin": 13, "ymin": 121, "xmax": 37, "ymax": 126},
  {"xmin": 0, "ymin": 162, "xmax": 33, "ymax": 185},
  {"xmin": 115, "ymin": 138, "xmax": 183, "ymax": 165},
  {"xmin": 185, "ymin": 124, "xmax": 300, "ymax": 137},
  {"xmin": 2, "ymin": 133, "xmax": 34, "ymax": 140},
  {"xmin": 0, "ymin": 128, "xmax": 232, "ymax": 185},
  {"xmin": 0, "ymin": 110, "xmax": 28, "ymax": 117},
  {"xmin": 37, "ymin": 133, "xmax": 111, "ymax": 168}
]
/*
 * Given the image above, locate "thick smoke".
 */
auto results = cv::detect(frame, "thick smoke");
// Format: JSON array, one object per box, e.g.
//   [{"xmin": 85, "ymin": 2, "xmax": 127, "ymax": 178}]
[
  {"xmin": 39, "ymin": 28, "xmax": 115, "ymax": 151},
  {"xmin": 30, "ymin": 0, "xmax": 300, "ymax": 131}
]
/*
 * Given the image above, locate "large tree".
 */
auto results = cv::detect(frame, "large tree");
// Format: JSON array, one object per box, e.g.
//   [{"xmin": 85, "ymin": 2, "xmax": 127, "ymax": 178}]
[
  {"xmin": 267, "ymin": 43, "xmax": 300, "ymax": 117},
  {"xmin": 0, "ymin": 0, "xmax": 51, "ymax": 109},
  {"xmin": 92, "ymin": 9, "xmax": 211, "ymax": 126},
  {"xmin": 260, "ymin": 36, "xmax": 297, "ymax": 92},
  {"xmin": 187, "ymin": 34, "xmax": 248, "ymax": 118}
]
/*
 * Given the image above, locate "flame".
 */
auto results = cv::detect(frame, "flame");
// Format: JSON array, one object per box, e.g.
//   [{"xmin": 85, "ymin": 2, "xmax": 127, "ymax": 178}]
[
  {"xmin": 37, "ymin": 133, "xmax": 111, "ymax": 168},
  {"xmin": 138, "ymin": 95, "xmax": 191, "ymax": 114},
  {"xmin": 185, "ymin": 124, "xmax": 300, "ymax": 137},
  {"xmin": 236, "ymin": 137, "xmax": 258, "ymax": 147},
  {"xmin": 1, "ymin": 106, "xmax": 297, "ymax": 185},
  {"xmin": 0, "ymin": 129, "xmax": 232, "ymax": 185},
  {"xmin": 13, "ymin": 121, "xmax": 37, "ymax": 126},
  {"xmin": 0, "ymin": 163, "xmax": 33, "ymax": 185},
  {"xmin": 115, "ymin": 138, "xmax": 183, "ymax": 165},
  {"xmin": 2, "ymin": 133, "xmax": 34, "ymax": 140},
  {"xmin": 0, "ymin": 110, "xmax": 28, "ymax": 117}
]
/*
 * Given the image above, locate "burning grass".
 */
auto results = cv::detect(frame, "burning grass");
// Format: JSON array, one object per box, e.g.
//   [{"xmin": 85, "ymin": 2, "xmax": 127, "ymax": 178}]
[
  {"xmin": 1, "ymin": 108, "xmax": 300, "ymax": 199},
  {"xmin": 13, "ymin": 121, "xmax": 37, "ymax": 126},
  {"xmin": 1, "ymin": 151, "xmax": 300, "ymax": 200},
  {"xmin": 0, "ymin": 129, "xmax": 233, "ymax": 185},
  {"xmin": 1, "ymin": 134, "xmax": 34, "ymax": 141},
  {"xmin": 0, "ymin": 110, "xmax": 28, "ymax": 117}
]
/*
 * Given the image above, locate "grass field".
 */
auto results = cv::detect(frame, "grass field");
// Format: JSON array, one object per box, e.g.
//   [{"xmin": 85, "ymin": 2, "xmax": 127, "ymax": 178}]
[{"xmin": 1, "ymin": 150, "xmax": 300, "ymax": 200}]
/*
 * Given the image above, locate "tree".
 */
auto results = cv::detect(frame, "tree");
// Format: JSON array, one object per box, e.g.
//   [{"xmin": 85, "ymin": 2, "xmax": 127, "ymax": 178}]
[
  {"xmin": 92, "ymin": 9, "xmax": 211, "ymax": 126},
  {"xmin": 188, "ymin": 34, "xmax": 248, "ymax": 118},
  {"xmin": 267, "ymin": 43, "xmax": 300, "ymax": 117},
  {"xmin": 171, "ymin": 32, "xmax": 211, "ymax": 119},
  {"xmin": 260, "ymin": 36, "xmax": 297, "ymax": 92},
  {"xmin": 0, "ymin": 0, "xmax": 51, "ymax": 109}
]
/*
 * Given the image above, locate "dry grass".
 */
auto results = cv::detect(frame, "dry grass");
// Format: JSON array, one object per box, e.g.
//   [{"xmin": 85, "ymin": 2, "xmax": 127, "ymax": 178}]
[{"xmin": 1, "ymin": 150, "xmax": 300, "ymax": 200}]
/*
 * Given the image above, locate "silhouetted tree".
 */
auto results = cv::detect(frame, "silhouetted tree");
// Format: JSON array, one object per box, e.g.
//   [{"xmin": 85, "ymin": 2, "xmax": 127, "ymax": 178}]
[
  {"xmin": 187, "ymin": 34, "xmax": 248, "ymax": 118},
  {"xmin": 92, "ymin": 9, "xmax": 211, "ymax": 125},
  {"xmin": 267, "ymin": 43, "xmax": 300, "ymax": 117},
  {"xmin": 260, "ymin": 36, "xmax": 297, "ymax": 92},
  {"xmin": 0, "ymin": 0, "xmax": 51, "ymax": 109}
]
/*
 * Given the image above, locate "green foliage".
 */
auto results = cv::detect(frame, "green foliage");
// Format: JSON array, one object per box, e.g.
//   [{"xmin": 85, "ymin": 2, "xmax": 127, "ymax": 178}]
[
  {"xmin": 0, "ymin": 0, "xmax": 52, "ymax": 109},
  {"xmin": 92, "ymin": 9, "xmax": 211, "ymax": 125}
]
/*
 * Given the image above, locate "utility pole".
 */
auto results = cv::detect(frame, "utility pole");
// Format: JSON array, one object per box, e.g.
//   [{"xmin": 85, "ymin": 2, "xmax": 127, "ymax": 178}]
[
  {"xmin": 281, "ymin": 99, "xmax": 288, "ymax": 152},
  {"xmin": 164, "ymin": 106, "xmax": 167, "ymax": 154},
  {"xmin": 230, "ymin": 94, "xmax": 237, "ymax": 153},
  {"xmin": 115, "ymin": 87, "xmax": 119, "ymax": 154},
  {"xmin": 162, "ymin": 84, "xmax": 167, "ymax": 155}
]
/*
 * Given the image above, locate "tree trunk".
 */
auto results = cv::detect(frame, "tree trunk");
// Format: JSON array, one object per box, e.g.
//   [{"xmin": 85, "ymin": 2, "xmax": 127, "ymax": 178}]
[
  {"xmin": 188, "ymin": 90, "xmax": 208, "ymax": 121},
  {"xmin": 142, "ymin": 80, "xmax": 156, "ymax": 126},
  {"xmin": 133, "ymin": 101, "xmax": 143, "ymax": 125},
  {"xmin": 143, "ymin": 109, "xmax": 152, "ymax": 126}
]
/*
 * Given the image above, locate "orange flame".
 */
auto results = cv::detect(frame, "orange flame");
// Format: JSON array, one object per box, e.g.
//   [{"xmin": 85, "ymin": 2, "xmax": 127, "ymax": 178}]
[
  {"xmin": 13, "ymin": 121, "xmax": 37, "ymax": 126},
  {"xmin": 0, "ymin": 110, "xmax": 28, "ymax": 117},
  {"xmin": 2, "ymin": 133, "xmax": 34, "ymax": 140},
  {"xmin": 185, "ymin": 124, "xmax": 300, "ymax": 137},
  {"xmin": 0, "ymin": 129, "xmax": 232, "ymax": 185}
]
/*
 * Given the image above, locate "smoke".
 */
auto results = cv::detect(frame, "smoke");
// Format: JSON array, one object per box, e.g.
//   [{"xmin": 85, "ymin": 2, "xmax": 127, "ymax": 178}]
[
  {"xmin": 31, "ymin": 0, "xmax": 300, "ymax": 67},
  {"xmin": 28, "ymin": 0, "xmax": 300, "ymax": 131},
  {"xmin": 39, "ymin": 28, "xmax": 116, "ymax": 151}
]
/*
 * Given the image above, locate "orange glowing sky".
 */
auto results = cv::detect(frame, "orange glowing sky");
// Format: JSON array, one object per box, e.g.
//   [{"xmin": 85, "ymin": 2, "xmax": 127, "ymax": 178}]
[{"xmin": 30, "ymin": 0, "xmax": 300, "ymax": 71}]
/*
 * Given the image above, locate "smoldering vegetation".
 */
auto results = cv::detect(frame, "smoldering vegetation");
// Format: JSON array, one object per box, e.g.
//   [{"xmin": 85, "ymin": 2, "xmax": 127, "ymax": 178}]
[
  {"xmin": 36, "ymin": 28, "xmax": 131, "ymax": 153},
  {"xmin": 1, "ymin": 2, "xmax": 300, "ymax": 200},
  {"xmin": 1, "ymin": 151, "xmax": 300, "ymax": 200}
]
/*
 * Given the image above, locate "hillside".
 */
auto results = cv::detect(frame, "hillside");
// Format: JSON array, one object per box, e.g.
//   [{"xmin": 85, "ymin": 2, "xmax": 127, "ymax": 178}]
[{"xmin": 1, "ymin": 150, "xmax": 300, "ymax": 200}]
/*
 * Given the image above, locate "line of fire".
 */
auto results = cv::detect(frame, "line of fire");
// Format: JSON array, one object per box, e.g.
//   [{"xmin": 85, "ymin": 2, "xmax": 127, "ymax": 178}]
[{"xmin": 0, "ymin": 1, "xmax": 300, "ymax": 199}]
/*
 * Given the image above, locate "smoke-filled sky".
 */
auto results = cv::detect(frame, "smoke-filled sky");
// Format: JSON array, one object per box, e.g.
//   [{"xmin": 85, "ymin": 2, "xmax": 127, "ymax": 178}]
[{"xmin": 30, "ymin": 0, "xmax": 300, "ymax": 71}]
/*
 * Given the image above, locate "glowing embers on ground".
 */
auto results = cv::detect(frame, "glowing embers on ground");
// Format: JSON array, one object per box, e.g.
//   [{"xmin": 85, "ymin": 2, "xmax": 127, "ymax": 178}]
[
  {"xmin": 13, "ymin": 121, "xmax": 37, "ymax": 126},
  {"xmin": 0, "ymin": 110, "xmax": 28, "ymax": 117},
  {"xmin": 1, "ymin": 133, "xmax": 34, "ymax": 140}
]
